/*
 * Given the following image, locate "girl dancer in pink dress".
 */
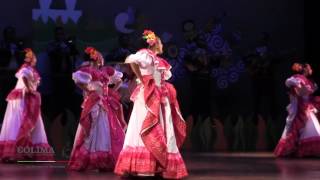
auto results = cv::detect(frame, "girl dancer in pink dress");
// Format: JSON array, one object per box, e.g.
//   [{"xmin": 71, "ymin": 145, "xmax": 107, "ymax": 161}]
[
  {"xmin": 0, "ymin": 48, "xmax": 54, "ymax": 162},
  {"xmin": 68, "ymin": 47, "xmax": 125, "ymax": 171},
  {"xmin": 114, "ymin": 30, "xmax": 188, "ymax": 179},
  {"xmin": 275, "ymin": 63, "xmax": 320, "ymax": 157}
]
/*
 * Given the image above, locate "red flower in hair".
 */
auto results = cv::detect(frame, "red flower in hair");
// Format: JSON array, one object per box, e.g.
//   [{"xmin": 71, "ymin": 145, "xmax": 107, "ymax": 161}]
[
  {"xmin": 24, "ymin": 48, "xmax": 35, "ymax": 63},
  {"xmin": 142, "ymin": 29, "xmax": 157, "ymax": 46},
  {"xmin": 292, "ymin": 63, "xmax": 303, "ymax": 73},
  {"xmin": 85, "ymin": 46, "xmax": 99, "ymax": 61}
]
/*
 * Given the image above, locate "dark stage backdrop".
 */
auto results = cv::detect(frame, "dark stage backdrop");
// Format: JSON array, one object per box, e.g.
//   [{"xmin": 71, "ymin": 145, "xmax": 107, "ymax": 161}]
[
  {"xmin": 0, "ymin": 0, "xmax": 303, "ymax": 52},
  {"xmin": 0, "ymin": 0, "xmax": 304, "ymax": 156}
]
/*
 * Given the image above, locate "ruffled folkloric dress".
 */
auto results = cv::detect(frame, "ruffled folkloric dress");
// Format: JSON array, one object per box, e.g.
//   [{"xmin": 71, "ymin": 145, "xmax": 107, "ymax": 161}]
[
  {"xmin": 68, "ymin": 65, "xmax": 125, "ymax": 171},
  {"xmin": 275, "ymin": 74, "xmax": 320, "ymax": 157},
  {"xmin": 0, "ymin": 64, "xmax": 54, "ymax": 161},
  {"xmin": 114, "ymin": 49, "xmax": 188, "ymax": 179}
]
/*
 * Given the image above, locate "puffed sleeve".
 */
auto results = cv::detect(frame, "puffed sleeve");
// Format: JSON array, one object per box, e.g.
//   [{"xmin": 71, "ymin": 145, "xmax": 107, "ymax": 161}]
[
  {"xmin": 125, "ymin": 50, "xmax": 153, "ymax": 68},
  {"xmin": 285, "ymin": 76, "xmax": 301, "ymax": 88},
  {"xmin": 109, "ymin": 70, "xmax": 123, "ymax": 84},
  {"xmin": 72, "ymin": 70, "xmax": 92, "ymax": 84},
  {"xmin": 163, "ymin": 70, "xmax": 172, "ymax": 80},
  {"xmin": 101, "ymin": 66, "xmax": 123, "ymax": 84},
  {"xmin": 15, "ymin": 67, "xmax": 33, "ymax": 79}
]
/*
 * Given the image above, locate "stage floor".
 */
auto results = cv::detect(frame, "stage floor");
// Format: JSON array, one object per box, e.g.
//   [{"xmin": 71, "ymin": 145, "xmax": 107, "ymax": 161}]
[{"xmin": 0, "ymin": 153, "xmax": 320, "ymax": 180}]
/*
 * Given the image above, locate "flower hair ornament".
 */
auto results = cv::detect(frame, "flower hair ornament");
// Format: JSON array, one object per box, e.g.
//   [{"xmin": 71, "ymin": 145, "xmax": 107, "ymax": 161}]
[
  {"xmin": 85, "ymin": 46, "xmax": 99, "ymax": 61},
  {"xmin": 24, "ymin": 48, "xmax": 35, "ymax": 63},
  {"xmin": 142, "ymin": 29, "xmax": 157, "ymax": 46},
  {"xmin": 291, "ymin": 62, "xmax": 303, "ymax": 73}
]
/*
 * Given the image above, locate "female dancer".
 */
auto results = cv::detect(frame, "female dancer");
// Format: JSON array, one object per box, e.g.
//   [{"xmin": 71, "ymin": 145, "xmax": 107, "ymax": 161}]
[
  {"xmin": 0, "ymin": 48, "xmax": 54, "ymax": 162},
  {"xmin": 68, "ymin": 47, "xmax": 125, "ymax": 171},
  {"xmin": 114, "ymin": 30, "xmax": 188, "ymax": 179},
  {"xmin": 275, "ymin": 63, "xmax": 320, "ymax": 157}
]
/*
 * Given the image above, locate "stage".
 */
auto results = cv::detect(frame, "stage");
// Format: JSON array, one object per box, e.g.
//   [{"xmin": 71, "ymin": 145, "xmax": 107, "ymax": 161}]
[{"xmin": 0, "ymin": 153, "xmax": 319, "ymax": 179}]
